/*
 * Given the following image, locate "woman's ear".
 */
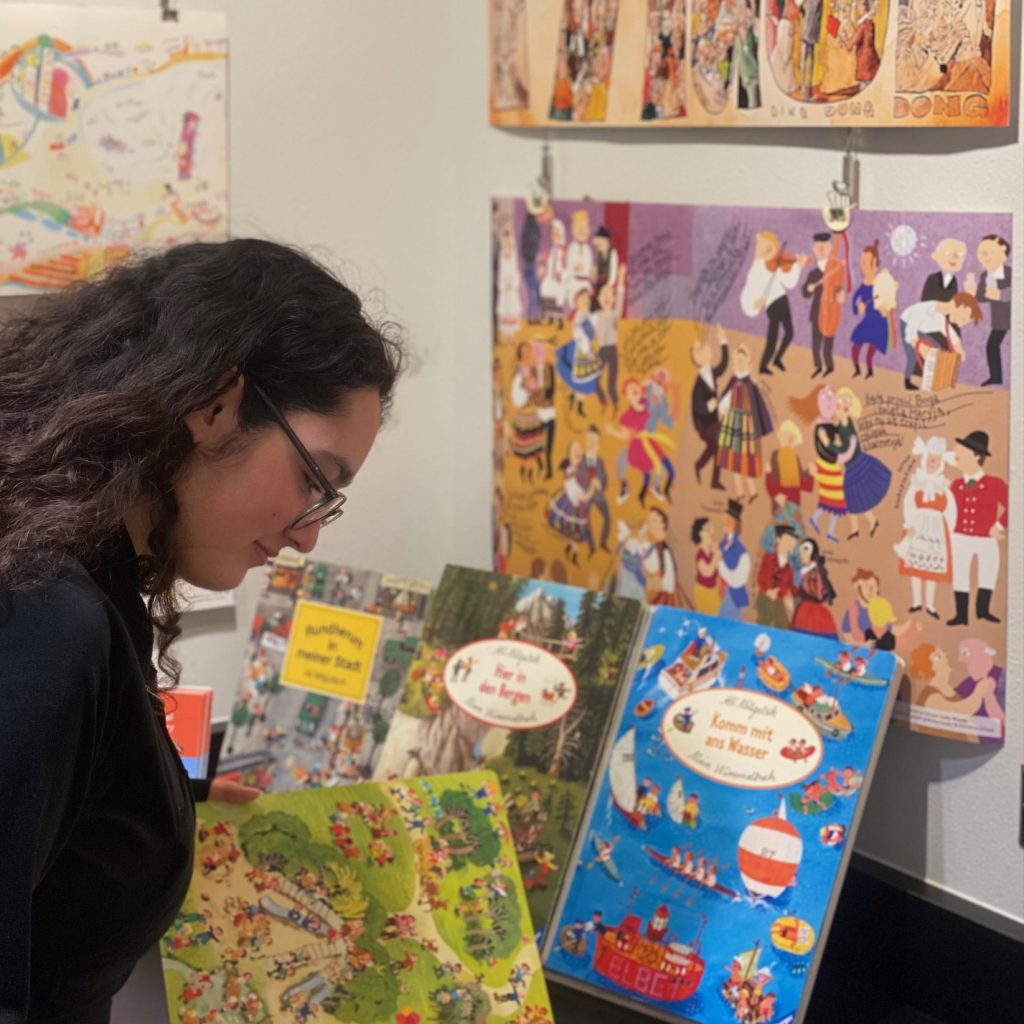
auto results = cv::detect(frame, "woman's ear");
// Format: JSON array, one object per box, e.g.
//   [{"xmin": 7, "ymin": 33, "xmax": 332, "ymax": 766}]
[{"xmin": 184, "ymin": 370, "xmax": 245, "ymax": 448}]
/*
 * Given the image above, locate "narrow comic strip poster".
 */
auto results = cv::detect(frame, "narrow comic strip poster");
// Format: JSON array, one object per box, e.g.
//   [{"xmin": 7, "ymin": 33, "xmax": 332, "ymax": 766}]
[
  {"xmin": 0, "ymin": 4, "xmax": 228, "ymax": 295},
  {"xmin": 691, "ymin": 0, "xmax": 761, "ymax": 115},
  {"xmin": 491, "ymin": 0, "xmax": 531, "ymax": 111},
  {"xmin": 488, "ymin": 0, "xmax": 1011, "ymax": 126},
  {"xmin": 640, "ymin": 0, "xmax": 687, "ymax": 119},
  {"xmin": 492, "ymin": 197, "xmax": 1010, "ymax": 745},
  {"xmin": 548, "ymin": 0, "xmax": 621, "ymax": 122}
]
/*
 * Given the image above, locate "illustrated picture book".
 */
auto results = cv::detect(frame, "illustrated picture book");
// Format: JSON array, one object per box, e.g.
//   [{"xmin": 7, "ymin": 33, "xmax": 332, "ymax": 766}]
[
  {"xmin": 374, "ymin": 564, "xmax": 646, "ymax": 939},
  {"xmin": 161, "ymin": 771, "xmax": 554, "ymax": 1024},
  {"xmin": 219, "ymin": 556, "xmax": 432, "ymax": 792},
  {"xmin": 492, "ymin": 194, "xmax": 1010, "ymax": 748},
  {"xmin": 544, "ymin": 606, "xmax": 900, "ymax": 1024}
]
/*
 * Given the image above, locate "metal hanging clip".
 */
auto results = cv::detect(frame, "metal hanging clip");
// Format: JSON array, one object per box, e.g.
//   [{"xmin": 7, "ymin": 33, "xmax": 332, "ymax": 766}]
[
  {"xmin": 525, "ymin": 140, "xmax": 554, "ymax": 218},
  {"xmin": 823, "ymin": 130, "xmax": 860, "ymax": 232}
]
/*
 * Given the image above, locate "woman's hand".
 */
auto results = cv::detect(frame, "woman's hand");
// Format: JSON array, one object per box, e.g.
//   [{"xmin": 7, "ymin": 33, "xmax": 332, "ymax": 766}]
[{"xmin": 208, "ymin": 778, "xmax": 262, "ymax": 803}]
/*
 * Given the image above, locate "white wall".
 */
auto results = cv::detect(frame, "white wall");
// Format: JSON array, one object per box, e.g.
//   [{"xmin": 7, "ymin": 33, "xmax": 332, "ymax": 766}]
[{"xmin": 3, "ymin": 1, "xmax": 1019, "ymax": 1014}]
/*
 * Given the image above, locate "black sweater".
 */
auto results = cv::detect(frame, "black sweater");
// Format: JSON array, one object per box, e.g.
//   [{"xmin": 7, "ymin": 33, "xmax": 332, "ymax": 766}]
[{"xmin": 0, "ymin": 533, "xmax": 195, "ymax": 1023}]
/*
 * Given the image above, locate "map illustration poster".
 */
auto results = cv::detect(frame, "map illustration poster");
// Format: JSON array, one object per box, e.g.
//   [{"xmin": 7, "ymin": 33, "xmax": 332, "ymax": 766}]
[
  {"xmin": 0, "ymin": 4, "xmax": 227, "ymax": 294},
  {"xmin": 492, "ymin": 195, "xmax": 1010, "ymax": 746}
]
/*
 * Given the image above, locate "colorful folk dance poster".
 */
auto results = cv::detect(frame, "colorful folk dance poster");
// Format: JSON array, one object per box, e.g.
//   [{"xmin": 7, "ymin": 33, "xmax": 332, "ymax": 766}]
[
  {"xmin": 162, "ymin": 773, "xmax": 554, "ymax": 1024},
  {"xmin": 491, "ymin": 195, "xmax": 1010, "ymax": 745},
  {"xmin": 488, "ymin": 0, "xmax": 1011, "ymax": 127},
  {"xmin": 0, "ymin": 4, "xmax": 227, "ymax": 295}
]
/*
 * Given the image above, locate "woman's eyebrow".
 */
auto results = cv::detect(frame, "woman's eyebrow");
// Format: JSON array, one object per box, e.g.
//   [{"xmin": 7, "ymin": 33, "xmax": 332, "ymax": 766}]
[{"xmin": 313, "ymin": 450, "xmax": 353, "ymax": 488}]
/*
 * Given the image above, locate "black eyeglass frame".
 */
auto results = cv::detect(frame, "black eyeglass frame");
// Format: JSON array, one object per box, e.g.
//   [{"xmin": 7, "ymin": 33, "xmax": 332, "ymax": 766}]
[{"xmin": 246, "ymin": 377, "xmax": 347, "ymax": 528}]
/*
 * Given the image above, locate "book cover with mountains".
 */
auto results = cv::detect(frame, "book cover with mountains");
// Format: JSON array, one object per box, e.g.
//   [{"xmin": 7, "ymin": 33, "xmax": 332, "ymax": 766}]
[
  {"xmin": 374, "ymin": 564, "xmax": 646, "ymax": 938},
  {"xmin": 220, "ymin": 557, "xmax": 432, "ymax": 792},
  {"xmin": 161, "ymin": 771, "xmax": 553, "ymax": 1024},
  {"xmin": 544, "ymin": 607, "xmax": 899, "ymax": 1024}
]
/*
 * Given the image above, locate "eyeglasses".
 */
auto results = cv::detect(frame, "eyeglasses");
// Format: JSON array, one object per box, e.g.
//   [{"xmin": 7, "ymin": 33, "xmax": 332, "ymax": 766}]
[{"xmin": 247, "ymin": 378, "xmax": 347, "ymax": 529}]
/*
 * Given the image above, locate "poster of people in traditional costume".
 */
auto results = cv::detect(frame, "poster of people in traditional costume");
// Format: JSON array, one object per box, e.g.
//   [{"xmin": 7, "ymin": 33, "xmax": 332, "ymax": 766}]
[
  {"xmin": 487, "ymin": 0, "xmax": 1011, "ymax": 126},
  {"xmin": 491, "ymin": 196, "xmax": 1010, "ymax": 746},
  {"xmin": 0, "ymin": 5, "xmax": 228, "ymax": 295}
]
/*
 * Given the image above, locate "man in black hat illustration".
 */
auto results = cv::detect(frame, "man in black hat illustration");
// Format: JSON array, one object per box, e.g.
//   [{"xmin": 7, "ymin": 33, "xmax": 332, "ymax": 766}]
[
  {"xmin": 593, "ymin": 224, "xmax": 619, "ymax": 300},
  {"xmin": 801, "ymin": 232, "xmax": 841, "ymax": 378},
  {"xmin": 947, "ymin": 430, "xmax": 1007, "ymax": 626},
  {"xmin": 718, "ymin": 499, "xmax": 751, "ymax": 620},
  {"xmin": 691, "ymin": 330, "xmax": 730, "ymax": 489}
]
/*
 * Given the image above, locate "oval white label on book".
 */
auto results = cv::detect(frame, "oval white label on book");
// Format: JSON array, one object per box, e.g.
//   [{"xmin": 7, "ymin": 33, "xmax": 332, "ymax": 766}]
[
  {"xmin": 443, "ymin": 639, "xmax": 577, "ymax": 731},
  {"xmin": 662, "ymin": 688, "xmax": 822, "ymax": 790}
]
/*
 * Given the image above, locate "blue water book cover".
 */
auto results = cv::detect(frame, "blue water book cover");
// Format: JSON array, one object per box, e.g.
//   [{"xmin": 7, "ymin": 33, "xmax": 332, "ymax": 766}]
[{"xmin": 543, "ymin": 607, "xmax": 899, "ymax": 1024}]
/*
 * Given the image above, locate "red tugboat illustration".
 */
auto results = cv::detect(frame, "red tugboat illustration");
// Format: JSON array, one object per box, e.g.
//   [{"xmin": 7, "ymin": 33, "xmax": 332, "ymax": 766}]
[{"xmin": 593, "ymin": 903, "xmax": 706, "ymax": 1004}]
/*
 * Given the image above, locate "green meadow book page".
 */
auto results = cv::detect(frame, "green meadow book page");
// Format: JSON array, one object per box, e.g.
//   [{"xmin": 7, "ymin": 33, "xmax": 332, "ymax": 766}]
[{"xmin": 162, "ymin": 771, "xmax": 553, "ymax": 1023}]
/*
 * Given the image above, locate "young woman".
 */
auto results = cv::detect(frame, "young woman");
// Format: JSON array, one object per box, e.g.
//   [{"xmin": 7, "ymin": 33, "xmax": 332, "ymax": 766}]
[
  {"xmin": 0, "ymin": 238, "xmax": 402, "ymax": 1022},
  {"xmin": 895, "ymin": 435, "xmax": 956, "ymax": 618}
]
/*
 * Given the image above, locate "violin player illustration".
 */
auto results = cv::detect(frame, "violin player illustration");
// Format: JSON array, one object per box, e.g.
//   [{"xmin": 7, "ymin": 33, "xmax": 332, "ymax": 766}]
[{"xmin": 740, "ymin": 231, "xmax": 809, "ymax": 375}]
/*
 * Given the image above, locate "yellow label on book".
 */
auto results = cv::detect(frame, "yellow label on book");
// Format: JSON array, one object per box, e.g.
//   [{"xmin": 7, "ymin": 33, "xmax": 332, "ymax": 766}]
[{"xmin": 281, "ymin": 600, "xmax": 382, "ymax": 702}]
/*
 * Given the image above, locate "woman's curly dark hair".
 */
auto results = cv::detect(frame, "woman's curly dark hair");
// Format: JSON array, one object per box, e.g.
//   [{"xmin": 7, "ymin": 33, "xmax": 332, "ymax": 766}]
[{"xmin": 0, "ymin": 238, "xmax": 404, "ymax": 686}]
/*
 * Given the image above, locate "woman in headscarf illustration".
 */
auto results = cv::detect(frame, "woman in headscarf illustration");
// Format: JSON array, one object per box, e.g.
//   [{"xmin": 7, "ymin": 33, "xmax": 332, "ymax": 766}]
[
  {"xmin": 496, "ymin": 224, "xmax": 524, "ymax": 339},
  {"xmin": 540, "ymin": 218, "xmax": 569, "ymax": 327},
  {"xmin": 895, "ymin": 435, "xmax": 956, "ymax": 619}
]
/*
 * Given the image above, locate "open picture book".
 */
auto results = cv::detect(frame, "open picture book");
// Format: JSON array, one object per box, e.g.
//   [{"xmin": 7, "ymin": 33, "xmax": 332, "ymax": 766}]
[{"xmin": 162, "ymin": 771, "xmax": 554, "ymax": 1023}]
